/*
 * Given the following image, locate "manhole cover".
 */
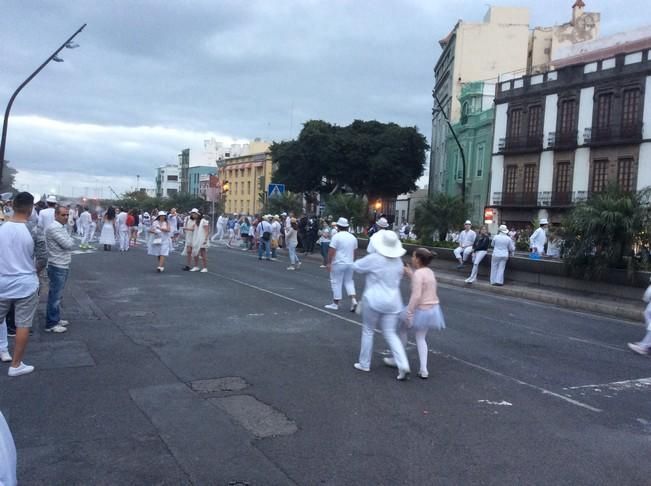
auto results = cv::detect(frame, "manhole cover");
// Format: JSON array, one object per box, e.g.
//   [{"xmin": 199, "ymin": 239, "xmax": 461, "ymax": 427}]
[{"xmin": 190, "ymin": 377, "xmax": 249, "ymax": 393}]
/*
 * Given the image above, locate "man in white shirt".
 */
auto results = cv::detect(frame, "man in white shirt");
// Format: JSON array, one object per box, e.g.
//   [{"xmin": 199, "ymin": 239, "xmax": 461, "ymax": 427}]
[
  {"xmin": 256, "ymin": 215, "xmax": 273, "ymax": 261},
  {"xmin": 454, "ymin": 220, "xmax": 476, "ymax": 269},
  {"xmin": 0, "ymin": 192, "xmax": 42, "ymax": 377},
  {"xmin": 116, "ymin": 207, "xmax": 129, "ymax": 252},
  {"xmin": 45, "ymin": 206, "xmax": 76, "ymax": 334},
  {"xmin": 325, "ymin": 217, "xmax": 358, "ymax": 312},
  {"xmin": 78, "ymin": 206, "xmax": 93, "ymax": 249},
  {"xmin": 37, "ymin": 195, "xmax": 57, "ymax": 232},
  {"xmin": 529, "ymin": 218, "xmax": 548, "ymax": 255}
]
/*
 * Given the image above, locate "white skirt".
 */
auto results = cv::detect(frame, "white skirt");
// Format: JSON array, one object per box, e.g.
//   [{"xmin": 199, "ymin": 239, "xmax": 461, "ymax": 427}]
[
  {"xmin": 401, "ymin": 305, "xmax": 446, "ymax": 331},
  {"xmin": 99, "ymin": 223, "xmax": 116, "ymax": 245}
]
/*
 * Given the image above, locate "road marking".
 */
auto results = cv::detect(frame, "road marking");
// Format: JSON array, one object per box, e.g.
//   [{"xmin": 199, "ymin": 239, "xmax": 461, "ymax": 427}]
[
  {"xmin": 206, "ymin": 270, "xmax": 603, "ymax": 413},
  {"xmin": 478, "ymin": 400, "xmax": 512, "ymax": 406},
  {"xmin": 566, "ymin": 377, "xmax": 651, "ymax": 391}
]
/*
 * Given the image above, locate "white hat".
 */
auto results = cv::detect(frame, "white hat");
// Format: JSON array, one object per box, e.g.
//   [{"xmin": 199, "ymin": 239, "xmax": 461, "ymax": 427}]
[
  {"xmin": 157, "ymin": 210, "xmax": 167, "ymax": 217},
  {"xmin": 46, "ymin": 195, "xmax": 57, "ymax": 203},
  {"xmin": 336, "ymin": 217, "xmax": 349, "ymax": 228},
  {"xmin": 376, "ymin": 217, "xmax": 389, "ymax": 228},
  {"xmin": 464, "ymin": 220, "xmax": 471, "ymax": 225},
  {"xmin": 539, "ymin": 218, "xmax": 549, "ymax": 225},
  {"xmin": 281, "ymin": 212, "xmax": 287, "ymax": 216},
  {"xmin": 373, "ymin": 230, "xmax": 406, "ymax": 258},
  {"xmin": 499, "ymin": 224, "xmax": 509, "ymax": 234},
  {"xmin": 190, "ymin": 208, "xmax": 199, "ymax": 213},
  {"xmin": 266, "ymin": 214, "xmax": 273, "ymax": 220},
  {"xmin": 273, "ymin": 214, "xmax": 280, "ymax": 220}
]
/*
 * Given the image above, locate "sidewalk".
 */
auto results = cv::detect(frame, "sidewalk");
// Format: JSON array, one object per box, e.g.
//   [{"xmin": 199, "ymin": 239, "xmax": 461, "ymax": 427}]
[{"xmin": 261, "ymin": 242, "xmax": 645, "ymax": 324}]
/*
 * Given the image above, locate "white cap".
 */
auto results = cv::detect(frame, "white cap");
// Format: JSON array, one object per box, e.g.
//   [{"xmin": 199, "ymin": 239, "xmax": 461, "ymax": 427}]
[
  {"xmin": 376, "ymin": 217, "xmax": 389, "ymax": 228},
  {"xmin": 190, "ymin": 208, "xmax": 199, "ymax": 213},
  {"xmin": 336, "ymin": 217, "xmax": 349, "ymax": 228},
  {"xmin": 464, "ymin": 220, "xmax": 471, "ymax": 225},
  {"xmin": 540, "ymin": 218, "xmax": 549, "ymax": 225},
  {"xmin": 46, "ymin": 195, "xmax": 57, "ymax": 203},
  {"xmin": 157, "ymin": 210, "xmax": 167, "ymax": 217}
]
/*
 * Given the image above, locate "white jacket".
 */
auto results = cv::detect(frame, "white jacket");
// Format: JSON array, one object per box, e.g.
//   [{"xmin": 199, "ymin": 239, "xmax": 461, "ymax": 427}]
[{"xmin": 530, "ymin": 227, "xmax": 547, "ymax": 253}]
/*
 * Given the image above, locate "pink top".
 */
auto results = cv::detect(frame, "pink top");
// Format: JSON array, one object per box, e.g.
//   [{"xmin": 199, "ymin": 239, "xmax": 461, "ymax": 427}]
[{"xmin": 407, "ymin": 267, "xmax": 439, "ymax": 316}]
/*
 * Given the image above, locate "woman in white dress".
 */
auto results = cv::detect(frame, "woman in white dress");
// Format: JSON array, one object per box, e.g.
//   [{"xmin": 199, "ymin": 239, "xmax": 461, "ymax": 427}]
[
  {"xmin": 99, "ymin": 206, "xmax": 117, "ymax": 251},
  {"xmin": 189, "ymin": 212, "xmax": 210, "ymax": 272},
  {"xmin": 148, "ymin": 211, "xmax": 171, "ymax": 272},
  {"xmin": 490, "ymin": 224, "xmax": 516, "ymax": 286}
]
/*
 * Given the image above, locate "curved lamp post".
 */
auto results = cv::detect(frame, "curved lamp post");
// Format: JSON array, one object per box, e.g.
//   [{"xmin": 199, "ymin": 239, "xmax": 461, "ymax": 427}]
[{"xmin": 0, "ymin": 23, "xmax": 87, "ymax": 186}]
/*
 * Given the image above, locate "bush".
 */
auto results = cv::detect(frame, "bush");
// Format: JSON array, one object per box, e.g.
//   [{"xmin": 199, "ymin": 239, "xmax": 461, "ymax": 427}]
[{"xmin": 414, "ymin": 193, "xmax": 468, "ymax": 242}]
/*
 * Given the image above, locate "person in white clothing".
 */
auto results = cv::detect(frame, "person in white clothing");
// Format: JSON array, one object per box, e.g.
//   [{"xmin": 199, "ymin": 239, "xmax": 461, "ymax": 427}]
[
  {"xmin": 465, "ymin": 225, "xmax": 490, "ymax": 284},
  {"xmin": 454, "ymin": 220, "xmax": 476, "ymax": 268},
  {"xmin": 0, "ymin": 410, "xmax": 17, "ymax": 486},
  {"xmin": 529, "ymin": 218, "xmax": 548, "ymax": 255},
  {"xmin": 148, "ymin": 211, "xmax": 171, "ymax": 272},
  {"xmin": 116, "ymin": 207, "xmax": 129, "ymax": 252},
  {"xmin": 490, "ymin": 225, "xmax": 515, "ymax": 286},
  {"xmin": 627, "ymin": 278, "xmax": 651, "ymax": 355},
  {"xmin": 66, "ymin": 205, "xmax": 75, "ymax": 235},
  {"xmin": 325, "ymin": 217, "xmax": 358, "ymax": 312},
  {"xmin": 352, "ymin": 230, "xmax": 410, "ymax": 380},
  {"xmin": 271, "ymin": 215, "xmax": 282, "ymax": 260},
  {"xmin": 78, "ymin": 207, "xmax": 93, "ymax": 249},
  {"xmin": 37, "ymin": 195, "xmax": 57, "ymax": 232},
  {"xmin": 366, "ymin": 217, "xmax": 390, "ymax": 254}
]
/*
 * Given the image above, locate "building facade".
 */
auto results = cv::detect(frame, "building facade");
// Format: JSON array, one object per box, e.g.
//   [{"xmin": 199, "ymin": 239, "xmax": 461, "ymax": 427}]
[
  {"xmin": 155, "ymin": 165, "xmax": 180, "ymax": 198},
  {"xmin": 188, "ymin": 166, "xmax": 216, "ymax": 197},
  {"xmin": 178, "ymin": 149, "xmax": 190, "ymax": 194},
  {"xmin": 429, "ymin": 2, "xmax": 600, "ymax": 196},
  {"xmin": 218, "ymin": 145, "xmax": 272, "ymax": 215},
  {"xmin": 444, "ymin": 82, "xmax": 494, "ymax": 224},
  {"xmin": 487, "ymin": 34, "xmax": 651, "ymax": 231}
]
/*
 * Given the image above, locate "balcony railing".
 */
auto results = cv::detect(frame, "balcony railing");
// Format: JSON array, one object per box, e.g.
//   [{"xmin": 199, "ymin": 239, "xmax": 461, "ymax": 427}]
[
  {"xmin": 547, "ymin": 130, "xmax": 577, "ymax": 149},
  {"xmin": 498, "ymin": 134, "xmax": 543, "ymax": 153},
  {"xmin": 492, "ymin": 191, "xmax": 588, "ymax": 207},
  {"xmin": 584, "ymin": 122, "xmax": 643, "ymax": 145}
]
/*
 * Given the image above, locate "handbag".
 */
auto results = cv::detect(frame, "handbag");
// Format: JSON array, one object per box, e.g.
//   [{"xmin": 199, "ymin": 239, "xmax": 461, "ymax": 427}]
[{"xmin": 152, "ymin": 237, "xmax": 162, "ymax": 245}]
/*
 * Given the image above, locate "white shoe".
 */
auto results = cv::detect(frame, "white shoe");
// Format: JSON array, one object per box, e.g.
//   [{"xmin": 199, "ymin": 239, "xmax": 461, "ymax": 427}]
[
  {"xmin": 286, "ymin": 266, "xmax": 295, "ymax": 271},
  {"xmin": 324, "ymin": 303, "xmax": 339, "ymax": 310},
  {"xmin": 0, "ymin": 351, "xmax": 11, "ymax": 362},
  {"xmin": 350, "ymin": 300, "xmax": 358, "ymax": 313},
  {"xmin": 200, "ymin": 268, "xmax": 208, "ymax": 273},
  {"xmin": 190, "ymin": 267, "xmax": 200, "ymax": 272},
  {"xmin": 319, "ymin": 264, "xmax": 327, "ymax": 268},
  {"xmin": 397, "ymin": 369, "xmax": 410, "ymax": 381},
  {"xmin": 296, "ymin": 261, "xmax": 302, "ymax": 268},
  {"xmin": 58, "ymin": 320, "xmax": 70, "ymax": 327},
  {"xmin": 353, "ymin": 363, "xmax": 370, "ymax": 372},
  {"xmin": 383, "ymin": 357, "xmax": 397, "ymax": 368},
  {"xmin": 45, "ymin": 324, "xmax": 67, "ymax": 333},
  {"xmin": 464, "ymin": 277, "xmax": 474, "ymax": 284},
  {"xmin": 159, "ymin": 267, "xmax": 165, "ymax": 273},
  {"xmin": 418, "ymin": 371, "xmax": 429, "ymax": 379},
  {"xmin": 8, "ymin": 362, "xmax": 34, "ymax": 377},
  {"xmin": 628, "ymin": 343, "xmax": 649, "ymax": 355}
]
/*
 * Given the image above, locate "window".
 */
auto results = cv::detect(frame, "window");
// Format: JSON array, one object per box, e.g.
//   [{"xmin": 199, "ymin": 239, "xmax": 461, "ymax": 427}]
[
  {"xmin": 595, "ymin": 93, "xmax": 612, "ymax": 128},
  {"xmin": 475, "ymin": 144, "xmax": 484, "ymax": 178},
  {"xmin": 235, "ymin": 181, "xmax": 238, "ymax": 194},
  {"xmin": 523, "ymin": 164, "xmax": 537, "ymax": 193},
  {"xmin": 617, "ymin": 158, "xmax": 634, "ymax": 192},
  {"xmin": 621, "ymin": 89, "xmax": 641, "ymax": 128},
  {"xmin": 527, "ymin": 105, "xmax": 542, "ymax": 137},
  {"xmin": 591, "ymin": 159, "xmax": 609, "ymax": 193},
  {"xmin": 507, "ymin": 109, "xmax": 522, "ymax": 138},
  {"xmin": 554, "ymin": 162, "xmax": 571, "ymax": 194},
  {"xmin": 504, "ymin": 165, "xmax": 517, "ymax": 193},
  {"xmin": 167, "ymin": 175, "xmax": 178, "ymax": 181},
  {"xmin": 558, "ymin": 99, "xmax": 576, "ymax": 134}
]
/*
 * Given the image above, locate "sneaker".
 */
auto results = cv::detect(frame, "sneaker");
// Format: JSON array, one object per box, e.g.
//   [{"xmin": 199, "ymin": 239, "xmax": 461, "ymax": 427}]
[
  {"xmin": 190, "ymin": 267, "xmax": 200, "ymax": 272},
  {"xmin": 7, "ymin": 330, "xmax": 16, "ymax": 338},
  {"xmin": 182, "ymin": 265, "xmax": 191, "ymax": 271},
  {"xmin": 324, "ymin": 303, "xmax": 339, "ymax": 310},
  {"xmin": 8, "ymin": 362, "xmax": 35, "ymax": 377},
  {"xmin": 58, "ymin": 320, "xmax": 70, "ymax": 327},
  {"xmin": 397, "ymin": 369, "xmax": 410, "ymax": 381},
  {"xmin": 319, "ymin": 264, "xmax": 327, "ymax": 268},
  {"xmin": 200, "ymin": 268, "xmax": 208, "ymax": 273},
  {"xmin": 418, "ymin": 371, "xmax": 429, "ymax": 379},
  {"xmin": 627, "ymin": 343, "xmax": 649, "ymax": 355},
  {"xmin": 350, "ymin": 299, "xmax": 358, "ymax": 313},
  {"xmin": 44, "ymin": 324, "xmax": 67, "ymax": 333},
  {"xmin": 159, "ymin": 267, "xmax": 165, "ymax": 273},
  {"xmin": 286, "ymin": 266, "xmax": 296, "ymax": 271},
  {"xmin": 0, "ymin": 351, "xmax": 11, "ymax": 362},
  {"xmin": 464, "ymin": 278, "xmax": 474, "ymax": 284},
  {"xmin": 383, "ymin": 357, "xmax": 397, "ymax": 368},
  {"xmin": 353, "ymin": 363, "xmax": 370, "ymax": 372}
]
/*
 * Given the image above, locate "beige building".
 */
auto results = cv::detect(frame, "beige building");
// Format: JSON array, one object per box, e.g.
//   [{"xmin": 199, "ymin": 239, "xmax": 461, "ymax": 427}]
[
  {"xmin": 429, "ymin": 2, "xmax": 600, "ymax": 195},
  {"xmin": 218, "ymin": 142, "xmax": 272, "ymax": 215}
]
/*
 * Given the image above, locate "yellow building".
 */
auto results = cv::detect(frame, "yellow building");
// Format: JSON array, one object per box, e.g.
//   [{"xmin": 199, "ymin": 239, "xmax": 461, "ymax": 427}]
[{"xmin": 219, "ymin": 146, "xmax": 273, "ymax": 215}]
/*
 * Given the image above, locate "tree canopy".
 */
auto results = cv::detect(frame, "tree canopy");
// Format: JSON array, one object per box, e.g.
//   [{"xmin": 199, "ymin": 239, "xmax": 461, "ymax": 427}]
[
  {"xmin": 0, "ymin": 161, "xmax": 18, "ymax": 193},
  {"xmin": 271, "ymin": 120, "xmax": 428, "ymax": 199}
]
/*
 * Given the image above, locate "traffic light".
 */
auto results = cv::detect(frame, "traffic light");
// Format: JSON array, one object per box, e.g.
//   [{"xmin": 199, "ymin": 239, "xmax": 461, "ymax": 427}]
[{"xmin": 222, "ymin": 180, "xmax": 230, "ymax": 193}]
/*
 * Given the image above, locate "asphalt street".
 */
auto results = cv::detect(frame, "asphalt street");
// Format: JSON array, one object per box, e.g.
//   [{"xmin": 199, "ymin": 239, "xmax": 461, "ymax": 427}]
[{"xmin": 1, "ymin": 238, "xmax": 650, "ymax": 485}]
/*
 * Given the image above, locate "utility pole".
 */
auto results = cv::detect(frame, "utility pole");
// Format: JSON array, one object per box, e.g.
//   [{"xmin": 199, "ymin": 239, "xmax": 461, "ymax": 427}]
[
  {"xmin": 433, "ymin": 93, "xmax": 466, "ymax": 204},
  {"xmin": 0, "ymin": 24, "xmax": 86, "ymax": 185}
]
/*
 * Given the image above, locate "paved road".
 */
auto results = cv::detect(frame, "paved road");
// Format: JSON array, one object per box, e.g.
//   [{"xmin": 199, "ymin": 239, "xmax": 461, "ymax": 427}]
[{"xmin": 1, "ymin": 240, "xmax": 650, "ymax": 485}]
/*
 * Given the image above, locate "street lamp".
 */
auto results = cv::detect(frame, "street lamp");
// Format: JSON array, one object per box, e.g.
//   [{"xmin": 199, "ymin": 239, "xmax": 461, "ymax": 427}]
[{"xmin": 0, "ymin": 23, "xmax": 87, "ymax": 186}]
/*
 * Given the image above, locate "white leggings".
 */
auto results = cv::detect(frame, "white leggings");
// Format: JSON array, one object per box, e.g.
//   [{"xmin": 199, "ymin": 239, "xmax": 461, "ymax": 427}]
[
  {"xmin": 330, "ymin": 263, "xmax": 355, "ymax": 301},
  {"xmin": 467, "ymin": 250, "xmax": 487, "ymax": 282},
  {"xmin": 399, "ymin": 328, "xmax": 429, "ymax": 374}
]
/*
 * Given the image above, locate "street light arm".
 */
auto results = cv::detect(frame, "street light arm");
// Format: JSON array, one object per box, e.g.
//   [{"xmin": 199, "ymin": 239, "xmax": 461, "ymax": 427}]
[{"xmin": 0, "ymin": 23, "xmax": 86, "ymax": 185}]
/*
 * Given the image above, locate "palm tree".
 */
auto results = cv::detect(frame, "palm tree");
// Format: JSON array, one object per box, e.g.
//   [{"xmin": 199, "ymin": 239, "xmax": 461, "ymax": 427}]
[
  {"xmin": 264, "ymin": 192, "xmax": 303, "ymax": 216},
  {"xmin": 562, "ymin": 185, "xmax": 651, "ymax": 279},
  {"xmin": 414, "ymin": 193, "xmax": 468, "ymax": 243},
  {"xmin": 325, "ymin": 193, "xmax": 369, "ymax": 229}
]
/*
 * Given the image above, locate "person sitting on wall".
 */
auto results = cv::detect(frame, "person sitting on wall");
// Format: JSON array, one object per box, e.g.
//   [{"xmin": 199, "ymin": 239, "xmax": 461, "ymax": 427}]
[{"xmin": 453, "ymin": 220, "xmax": 476, "ymax": 269}]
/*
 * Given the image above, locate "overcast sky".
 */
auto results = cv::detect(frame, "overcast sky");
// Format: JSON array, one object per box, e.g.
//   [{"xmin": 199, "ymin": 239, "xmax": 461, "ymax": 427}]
[{"xmin": 1, "ymin": 0, "xmax": 647, "ymax": 198}]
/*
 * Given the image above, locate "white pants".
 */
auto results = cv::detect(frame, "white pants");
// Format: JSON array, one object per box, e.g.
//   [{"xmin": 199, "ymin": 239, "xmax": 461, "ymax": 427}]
[
  {"xmin": 88, "ymin": 222, "xmax": 96, "ymax": 242},
  {"xmin": 454, "ymin": 246, "xmax": 473, "ymax": 262},
  {"xmin": 0, "ymin": 320, "xmax": 7, "ymax": 353},
  {"xmin": 330, "ymin": 263, "xmax": 355, "ymax": 301},
  {"xmin": 490, "ymin": 256, "xmax": 508, "ymax": 285},
  {"xmin": 467, "ymin": 250, "xmax": 487, "ymax": 282},
  {"xmin": 358, "ymin": 304, "xmax": 409, "ymax": 372},
  {"xmin": 215, "ymin": 225, "xmax": 225, "ymax": 240},
  {"xmin": 80, "ymin": 224, "xmax": 91, "ymax": 245},
  {"xmin": 119, "ymin": 229, "xmax": 130, "ymax": 251}
]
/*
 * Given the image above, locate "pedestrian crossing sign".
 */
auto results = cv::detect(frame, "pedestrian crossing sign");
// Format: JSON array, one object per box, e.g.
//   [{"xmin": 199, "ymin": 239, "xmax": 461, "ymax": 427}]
[{"xmin": 268, "ymin": 183, "xmax": 285, "ymax": 198}]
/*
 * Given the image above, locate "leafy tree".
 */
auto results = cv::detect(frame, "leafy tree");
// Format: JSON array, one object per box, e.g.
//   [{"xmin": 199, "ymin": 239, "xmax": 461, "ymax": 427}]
[
  {"xmin": 0, "ymin": 161, "xmax": 17, "ymax": 193},
  {"xmin": 117, "ymin": 191, "xmax": 212, "ymax": 215},
  {"xmin": 263, "ymin": 192, "xmax": 303, "ymax": 216},
  {"xmin": 414, "ymin": 193, "xmax": 468, "ymax": 243},
  {"xmin": 562, "ymin": 185, "xmax": 651, "ymax": 279},
  {"xmin": 324, "ymin": 193, "xmax": 369, "ymax": 229}
]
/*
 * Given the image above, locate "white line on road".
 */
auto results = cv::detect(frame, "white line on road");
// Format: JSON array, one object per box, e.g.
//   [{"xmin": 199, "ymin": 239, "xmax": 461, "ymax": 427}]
[
  {"xmin": 566, "ymin": 377, "xmax": 651, "ymax": 391},
  {"xmin": 206, "ymin": 270, "xmax": 603, "ymax": 413}
]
